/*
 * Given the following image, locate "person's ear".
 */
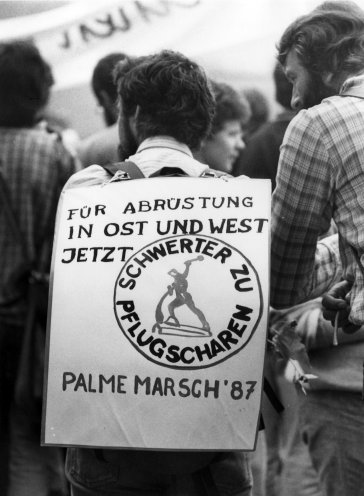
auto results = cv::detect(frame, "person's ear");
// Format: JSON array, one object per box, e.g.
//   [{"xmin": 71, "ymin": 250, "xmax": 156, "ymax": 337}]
[{"xmin": 129, "ymin": 105, "xmax": 140, "ymax": 135}]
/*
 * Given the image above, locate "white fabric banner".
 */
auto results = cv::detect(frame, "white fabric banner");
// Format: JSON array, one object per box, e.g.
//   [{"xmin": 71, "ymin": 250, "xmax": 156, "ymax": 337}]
[
  {"xmin": 0, "ymin": 0, "xmax": 352, "ymax": 136},
  {"xmin": 0, "ymin": 0, "xmax": 334, "ymax": 89},
  {"xmin": 42, "ymin": 175, "xmax": 270, "ymax": 450}
]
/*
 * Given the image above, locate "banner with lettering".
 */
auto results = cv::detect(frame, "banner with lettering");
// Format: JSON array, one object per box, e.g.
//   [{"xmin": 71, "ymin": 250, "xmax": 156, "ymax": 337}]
[
  {"xmin": 0, "ymin": 0, "xmax": 328, "ymax": 137},
  {"xmin": 0, "ymin": 0, "xmax": 321, "ymax": 90},
  {"xmin": 42, "ymin": 176, "xmax": 270, "ymax": 450}
]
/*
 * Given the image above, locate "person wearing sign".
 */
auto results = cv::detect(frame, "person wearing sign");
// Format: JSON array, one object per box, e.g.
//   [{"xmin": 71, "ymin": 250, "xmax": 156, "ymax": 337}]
[{"xmin": 63, "ymin": 50, "xmax": 253, "ymax": 496}]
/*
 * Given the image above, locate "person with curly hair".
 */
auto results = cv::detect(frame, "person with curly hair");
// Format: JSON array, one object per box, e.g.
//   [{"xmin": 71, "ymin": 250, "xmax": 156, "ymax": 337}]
[
  {"xmin": 0, "ymin": 40, "xmax": 79, "ymax": 496},
  {"xmin": 194, "ymin": 80, "xmax": 250, "ymax": 174},
  {"xmin": 271, "ymin": 0, "xmax": 364, "ymax": 326},
  {"xmin": 270, "ymin": 2, "xmax": 364, "ymax": 495},
  {"xmin": 63, "ymin": 50, "xmax": 253, "ymax": 496}
]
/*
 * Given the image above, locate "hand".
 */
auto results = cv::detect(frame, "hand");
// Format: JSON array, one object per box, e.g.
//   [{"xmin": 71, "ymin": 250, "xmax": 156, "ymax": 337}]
[{"xmin": 322, "ymin": 280, "xmax": 361, "ymax": 334}]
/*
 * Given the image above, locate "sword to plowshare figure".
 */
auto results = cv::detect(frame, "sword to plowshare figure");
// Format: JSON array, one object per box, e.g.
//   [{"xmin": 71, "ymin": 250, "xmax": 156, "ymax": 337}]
[{"xmin": 153, "ymin": 256, "xmax": 210, "ymax": 335}]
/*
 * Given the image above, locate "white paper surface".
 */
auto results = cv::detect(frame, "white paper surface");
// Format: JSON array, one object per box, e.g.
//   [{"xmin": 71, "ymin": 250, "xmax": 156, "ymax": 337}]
[{"xmin": 42, "ymin": 176, "xmax": 270, "ymax": 450}]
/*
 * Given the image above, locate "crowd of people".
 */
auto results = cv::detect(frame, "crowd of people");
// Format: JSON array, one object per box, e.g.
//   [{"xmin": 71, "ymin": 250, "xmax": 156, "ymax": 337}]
[{"xmin": 1, "ymin": 0, "xmax": 364, "ymax": 495}]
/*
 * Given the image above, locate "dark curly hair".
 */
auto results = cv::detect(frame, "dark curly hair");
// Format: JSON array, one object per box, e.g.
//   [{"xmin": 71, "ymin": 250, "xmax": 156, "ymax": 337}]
[
  {"xmin": 273, "ymin": 62, "xmax": 292, "ymax": 109},
  {"xmin": 277, "ymin": 3, "xmax": 364, "ymax": 78},
  {"xmin": 114, "ymin": 50, "xmax": 215, "ymax": 149},
  {"xmin": 0, "ymin": 40, "xmax": 54, "ymax": 127},
  {"xmin": 209, "ymin": 81, "xmax": 251, "ymax": 136}
]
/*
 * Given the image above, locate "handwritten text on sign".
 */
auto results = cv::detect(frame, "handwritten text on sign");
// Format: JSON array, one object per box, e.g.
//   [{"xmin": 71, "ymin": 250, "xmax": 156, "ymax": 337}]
[{"xmin": 43, "ymin": 176, "xmax": 270, "ymax": 450}]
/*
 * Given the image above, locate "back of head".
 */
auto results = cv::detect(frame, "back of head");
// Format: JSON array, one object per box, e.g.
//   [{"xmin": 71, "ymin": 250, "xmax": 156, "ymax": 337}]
[
  {"xmin": 277, "ymin": 1, "xmax": 364, "ymax": 79},
  {"xmin": 0, "ymin": 40, "xmax": 54, "ymax": 127},
  {"xmin": 314, "ymin": 0, "xmax": 364, "ymax": 14},
  {"xmin": 92, "ymin": 52, "xmax": 127, "ymax": 103},
  {"xmin": 241, "ymin": 88, "xmax": 269, "ymax": 136},
  {"xmin": 273, "ymin": 62, "xmax": 292, "ymax": 109},
  {"xmin": 114, "ymin": 50, "xmax": 215, "ymax": 150},
  {"xmin": 209, "ymin": 80, "xmax": 251, "ymax": 136}
]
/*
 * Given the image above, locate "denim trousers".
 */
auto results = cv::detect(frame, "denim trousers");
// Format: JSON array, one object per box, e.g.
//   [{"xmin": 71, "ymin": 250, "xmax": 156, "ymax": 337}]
[
  {"xmin": 66, "ymin": 447, "xmax": 252, "ymax": 496},
  {"xmin": 298, "ymin": 389, "xmax": 364, "ymax": 496}
]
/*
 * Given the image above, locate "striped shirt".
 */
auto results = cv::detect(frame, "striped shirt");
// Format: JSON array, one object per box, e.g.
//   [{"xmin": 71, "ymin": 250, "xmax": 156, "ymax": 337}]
[
  {"xmin": 0, "ymin": 126, "xmax": 78, "ymax": 325},
  {"xmin": 271, "ymin": 77, "xmax": 364, "ymax": 325}
]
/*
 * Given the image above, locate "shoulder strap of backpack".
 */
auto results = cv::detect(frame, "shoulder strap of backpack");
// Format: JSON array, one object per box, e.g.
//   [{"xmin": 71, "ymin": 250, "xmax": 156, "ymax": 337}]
[
  {"xmin": 102, "ymin": 161, "xmax": 226, "ymax": 180},
  {"xmin": 102, "ymin": 160, "xmax": 145, "ymax": 180}
]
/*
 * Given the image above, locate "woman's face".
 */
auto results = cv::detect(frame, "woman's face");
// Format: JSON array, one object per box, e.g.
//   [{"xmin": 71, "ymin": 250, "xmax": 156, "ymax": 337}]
[{"xmin": 201, "ymin": 120, "xmax": 245, "ymax": 173}]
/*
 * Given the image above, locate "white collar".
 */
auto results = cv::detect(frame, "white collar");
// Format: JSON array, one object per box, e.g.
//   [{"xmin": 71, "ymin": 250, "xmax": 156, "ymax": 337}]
[{"xmin": 136, "ymin": 136, "xmax": 193, "ymax": 157}]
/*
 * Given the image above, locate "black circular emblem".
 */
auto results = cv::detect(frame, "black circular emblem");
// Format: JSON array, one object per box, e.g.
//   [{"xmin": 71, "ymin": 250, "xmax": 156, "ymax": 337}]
[{"xmin": 114, "ymin": 235, "xmax": 263, "ymax": 369}]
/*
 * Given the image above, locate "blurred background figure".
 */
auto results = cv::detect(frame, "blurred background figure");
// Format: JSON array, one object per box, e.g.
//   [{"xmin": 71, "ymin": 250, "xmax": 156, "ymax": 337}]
[
  {"xmin": 240, "ymin": 87, "xmax": 270, "ymax": 140},
  {"xmin": 0, "ymin": 40, "xmax": 78, "ymax": 496},
  {"xmin": 77, "ymin": 52, "xmax": 127, "ymax": 167},
  {"xmin": 194, "ymin": 80, "xmax": 251, "ymax": 174},
  {"xmin": 231, "ymin": 86, "xmax": 270, "ymax": 177},
  {"xmin": 42, "ymin": 109, "xmax": 81, "ymax": 159},
  {"xmin": 233, "ymin": 62, "xmax": 296, "ymax": 189}
]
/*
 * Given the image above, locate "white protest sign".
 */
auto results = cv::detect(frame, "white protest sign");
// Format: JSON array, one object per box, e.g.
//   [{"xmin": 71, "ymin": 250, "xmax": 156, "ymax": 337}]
[{"xmin": 42, "ymin": 176, "xmax": 270, "ymax": 450}]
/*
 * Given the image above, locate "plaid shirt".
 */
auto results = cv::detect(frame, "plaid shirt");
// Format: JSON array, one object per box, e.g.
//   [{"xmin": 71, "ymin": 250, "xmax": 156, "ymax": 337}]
[
  {"xmin": 0, "ymin": 125, "xmax": 79, "ymax": 325},
  {"xmin": 271, "ymin": 76, "xmax": 364, "ymax": 325}
]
